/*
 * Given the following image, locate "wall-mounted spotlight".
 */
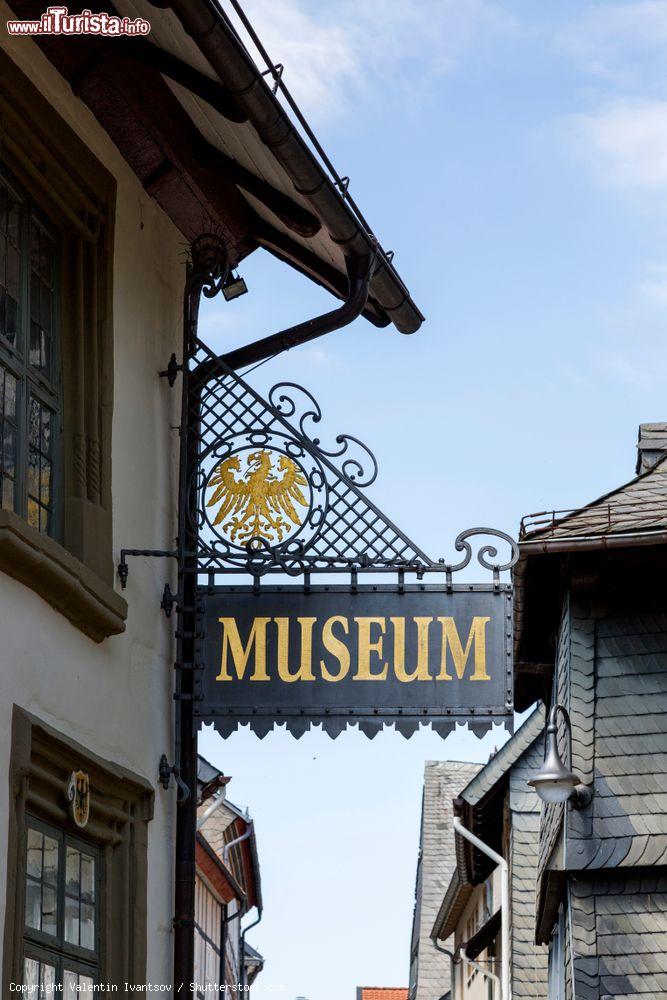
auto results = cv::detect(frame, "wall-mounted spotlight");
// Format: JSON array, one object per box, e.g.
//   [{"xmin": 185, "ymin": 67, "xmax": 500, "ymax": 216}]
[
  {"xmin": 528, "ymin": 704, "xmax": 592, "ymax": 809},
  {"xmin": 222, "ymin": 269, "xmax": 248, "ymax": 302}
]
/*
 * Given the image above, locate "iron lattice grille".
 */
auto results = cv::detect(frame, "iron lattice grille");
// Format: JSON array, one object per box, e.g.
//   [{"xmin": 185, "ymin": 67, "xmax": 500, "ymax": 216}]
[{"xmin": 186, "ymin": 334, "xmax": 435, "ymax": 578}]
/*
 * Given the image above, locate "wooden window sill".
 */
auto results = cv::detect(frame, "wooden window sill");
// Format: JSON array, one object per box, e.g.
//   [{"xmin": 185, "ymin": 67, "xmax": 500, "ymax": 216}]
[{"xmin": 0, "ymin": 509, "xmax": 127, "ymax": 642}]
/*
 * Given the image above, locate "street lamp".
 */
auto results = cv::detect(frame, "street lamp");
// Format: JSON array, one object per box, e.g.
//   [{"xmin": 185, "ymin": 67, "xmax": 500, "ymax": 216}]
[
  {"xmin": 528, "ymin": 704, "xmax": 592, "ymax": 809},
  {"xmin": 222, "ymin": 269, "xmax": 248, "ymax": 301}
]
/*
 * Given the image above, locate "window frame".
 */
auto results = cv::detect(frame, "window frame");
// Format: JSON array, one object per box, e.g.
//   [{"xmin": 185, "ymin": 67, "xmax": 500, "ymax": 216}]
[
  {"xmin": 0, "ymin": 162, "xmax": 63, "ymax": 541},
  {"xmin": 23, "ymin": 815, "xmax": 102, "ymax": 989}
]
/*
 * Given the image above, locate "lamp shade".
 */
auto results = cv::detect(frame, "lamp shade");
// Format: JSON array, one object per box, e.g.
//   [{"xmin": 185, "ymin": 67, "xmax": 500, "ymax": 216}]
[{"xmin": 527, "ymin": 725, "xmax": 581, "ymax": 805}]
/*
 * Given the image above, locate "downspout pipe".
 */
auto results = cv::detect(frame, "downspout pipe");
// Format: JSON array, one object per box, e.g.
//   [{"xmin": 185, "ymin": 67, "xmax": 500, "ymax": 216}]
[
  {"xmin": 433, "ymin": 940, "xmax": 458, "ymax": 999},
  {"xmin": 452, "ymin": 816, "xmax": 510, "ymax": 1000},
  {"xmin": 196, "ymin": 789, "xmax": 226, "ymax": 830},
  {"xmin": 240, "ymin": 906, "xmax": 263, "ymax": 987},
  {"xmin": 461, "ymin": 954, "xmax": 501, "ymax": 993},
  {"xmin": 223, "ymin": 822, "xmax": 254, "ymax": 865}
]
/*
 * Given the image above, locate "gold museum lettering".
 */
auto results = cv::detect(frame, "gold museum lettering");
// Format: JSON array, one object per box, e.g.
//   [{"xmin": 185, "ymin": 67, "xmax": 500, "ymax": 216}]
[{"xmin": 215, "ymin": 615, "xmax": 492, "ymax": 683}]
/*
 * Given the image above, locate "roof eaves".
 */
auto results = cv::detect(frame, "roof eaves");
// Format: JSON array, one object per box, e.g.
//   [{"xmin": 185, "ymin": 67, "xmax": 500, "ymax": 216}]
[
  {"xmin": 431, "ymin": 868, "xmax": 473, "ymax": 941},
  {"xmin": 458, "ymin": 705, "xmax": 545, "ymax": 808},
  {"xmin": 520, "ymin": 453, "xmax": 667, "ymax": 544},
  {"xmin": 163, "ymin": 0, "xmax": 425, "ymax": 334}
]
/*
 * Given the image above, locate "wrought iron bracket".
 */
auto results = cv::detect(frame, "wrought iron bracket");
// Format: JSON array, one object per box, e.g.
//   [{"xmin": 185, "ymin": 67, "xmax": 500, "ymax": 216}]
[
  {"xmin": 161, "ymin": 582, "xmax": 181, "ymax": 618},
  {"xmin": 159, "ymin": 353, "xmax": 183, "ymax": 387},
  {"xmin": 157, "ymin": 753, "xmax": 190, "ymax": 803},
  {"xmin": 117, "ymin": 548, "xmax": 180, "ymax": 589}
]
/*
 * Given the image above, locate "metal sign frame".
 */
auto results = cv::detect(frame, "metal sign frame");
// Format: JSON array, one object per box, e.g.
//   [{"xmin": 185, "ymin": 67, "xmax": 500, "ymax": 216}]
[{"xmin": 194, "ymin": 582, "xmax": 513, "ymax": 739}]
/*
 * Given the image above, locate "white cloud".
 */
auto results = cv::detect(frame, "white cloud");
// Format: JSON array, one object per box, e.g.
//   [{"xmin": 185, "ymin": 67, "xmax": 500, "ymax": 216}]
[
  {"xmin": 568, "ymin": 100, "xmax": 667, "ymax": 193},
  {"xmin": 229, "ymin": 0, "xmax": 520, "ymax": 121},
  {"xmin": 556, "ymin": 1, "xmax": 667, "ymax": 86}
]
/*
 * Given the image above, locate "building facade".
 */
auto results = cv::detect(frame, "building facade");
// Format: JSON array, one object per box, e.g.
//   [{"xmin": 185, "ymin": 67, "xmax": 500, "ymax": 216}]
[
  {"xmin": 514, "ymin": 423, "xmax": 667, "ymax": 999},
  {"xmin": 410, "ymin": 762, "xmax": 480, "ymax": 1000},
  {"xmin": 0, "ymin": 0, "xmax": 421, "ymax": 993},
  {"xmin": 195, "ymin": 756, "xmax": 263, "ymax": 997},
  {"xmin": 430, "ymin": 708, "xmax": 548, "ymax": 1000}
]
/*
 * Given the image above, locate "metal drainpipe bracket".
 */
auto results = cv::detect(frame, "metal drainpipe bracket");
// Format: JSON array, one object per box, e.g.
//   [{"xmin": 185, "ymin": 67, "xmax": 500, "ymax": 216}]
[{"xmin": 158, "ymin": 753, "xmax": 191, "ymax": 803}]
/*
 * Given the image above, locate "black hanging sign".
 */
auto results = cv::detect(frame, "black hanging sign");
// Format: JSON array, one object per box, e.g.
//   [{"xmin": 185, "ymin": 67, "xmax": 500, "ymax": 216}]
[
  {"xmin": 195, "ymin": 584, "xmax": 513, "ymax": 738},
  {"xmin": 119, "ymin": 241, "xmax": 520, "ymax": 739}
]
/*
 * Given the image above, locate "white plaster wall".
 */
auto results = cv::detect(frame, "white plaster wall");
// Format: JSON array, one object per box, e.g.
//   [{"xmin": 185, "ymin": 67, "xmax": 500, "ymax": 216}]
[{"xmin": 0, "ymin": 13, "xmax": 186, "ymax": 984}]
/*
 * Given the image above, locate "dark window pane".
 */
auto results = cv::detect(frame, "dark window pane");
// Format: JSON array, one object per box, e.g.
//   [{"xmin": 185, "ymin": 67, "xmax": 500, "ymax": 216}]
[
  {"xmin": 40, "ymin": 457, "xmax": 52, "ymax": 507},
  {"xmin": 26, "ymin": 828, "xmax": 43, "ymax": 878},
  {"xmin": 65, "ymin": 892, "xmax": 80, "ymax": 946},
  {"xmin": 29, "ymin": 397, "xmax": 40, "ymax": 449},
  {"xmin": 81, "ymin": 853, "xmax": 95, "ymax": 902},
  {"xmin": 3, "ymin": 424, "xmax": 16, "ymax": 478},
  {"xmin": 30, "ymin": 321, "xmax": 41, "ymax": 368},
  {"xmin": 41, "ymin": 408, "xmax": 51, "ymax": 455},
  {"xmin": 80, "ymin": 901, "xmax": 95, "ymax": 950},
  {"xmin": 4, "ymin": 371, "xmax": 15, "ymax": 417},
  {"xmin": 7, "ymin": 195, "xmax": 20, "ymax": 247},
  {"xmin": 7, "ymin": 245, "xmax": 19, "ymax": 298},
  {"xmin": 4, "ymin": 294, "xmax": 17, "ymax": 344},
  {"xmin": 41, "ymin": 885, "xmax": 57, "ymax": 936},
  {"xmin": 40, "ymin": 281, "xmax": 52, "ymax": 329},
  {"xmin": 42, "ymin": 834, "xmax": 58, "ymax": 885},
  {"xmin": 27, "ymin": 447, "xmax": 38, "ymax": 497},
  {"xmin": 30, "ymin": 271, "xmax": 40, "ymax": 323},
  {"xmin": 0, "ymin": 368, "xmax": 4, "ymax": 414},
  {"xmin": 24, "ymin": 878, "xmax": 41, "ymax": 930},
  {"xmin": 66, "ymin": 846, "xmax": 80, "ymax": 894}
]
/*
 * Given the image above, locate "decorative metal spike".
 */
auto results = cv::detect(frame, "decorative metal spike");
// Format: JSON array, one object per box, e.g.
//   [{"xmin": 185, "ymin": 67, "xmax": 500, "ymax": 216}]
[
  {"xmin": 431, "ymin": 720, "xmax": 456, "ymax": 740},
  {"xmin": 469, "ymin": 720, "xmax": 493, "ymax": 739}
]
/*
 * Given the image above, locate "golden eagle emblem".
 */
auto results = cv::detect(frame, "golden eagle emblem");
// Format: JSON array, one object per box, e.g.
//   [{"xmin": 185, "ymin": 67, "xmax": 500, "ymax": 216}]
[{"xmin": 206, "ymin": 449, "xmax": 309, "ymax": 544}]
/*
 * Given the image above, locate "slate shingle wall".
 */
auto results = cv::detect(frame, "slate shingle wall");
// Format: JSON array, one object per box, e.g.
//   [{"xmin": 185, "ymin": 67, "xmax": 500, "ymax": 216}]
[
  {"xmin": 509, "ymin": 741, "xmax": 549, "ymax": 998},
  {"xmin": 567, "ymin": 610, "xmax": 667, "ymax": 871},
  {"xmin": 570, "ymin": 871, "xmax": 667, "ymax": 1000},
  {"xmin": 537, "ymin": 594, "xmax": 570, "ymax": 879},
  {"xmin": 411, "ymin": 762, "xmax": 480, "ymax": 1000}
]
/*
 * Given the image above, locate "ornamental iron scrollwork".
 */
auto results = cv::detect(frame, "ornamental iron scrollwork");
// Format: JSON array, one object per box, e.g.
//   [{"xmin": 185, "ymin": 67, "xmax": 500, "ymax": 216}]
[{"xmin": 178, "ymin": 330, "xmax": 519, "ymax": 583}]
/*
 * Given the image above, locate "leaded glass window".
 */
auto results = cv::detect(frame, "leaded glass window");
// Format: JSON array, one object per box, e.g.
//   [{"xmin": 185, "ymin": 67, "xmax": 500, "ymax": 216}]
[
  {"xmin": 23, "ymin": 818, "xmax": 100, "ymax": 995},
  {"xmin": 0, "ymin": 167, "xmax": 61, "ymax": 537}
]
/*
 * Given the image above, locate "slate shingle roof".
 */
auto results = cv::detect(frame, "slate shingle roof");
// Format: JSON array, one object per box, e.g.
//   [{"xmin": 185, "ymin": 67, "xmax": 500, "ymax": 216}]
[{"xmin": 520, "ymin": 455, "xmax": 667, "ymax": 541}]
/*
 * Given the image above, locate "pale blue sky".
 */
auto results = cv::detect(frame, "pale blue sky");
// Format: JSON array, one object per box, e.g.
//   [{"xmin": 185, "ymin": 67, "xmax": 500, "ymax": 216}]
[{"xmin": 199, "ymin": 2, "xmax": 667, "ymax": 999}]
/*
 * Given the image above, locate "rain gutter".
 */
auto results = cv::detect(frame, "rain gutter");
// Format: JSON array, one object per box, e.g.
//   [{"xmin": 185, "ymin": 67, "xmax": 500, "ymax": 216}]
[
  {"xmin": 518, "ymin": 529, "xmax": 667, "ymax": 555},
  {"xmin": 163, "ymin": 0, "xmax": 424, "ymax": 334}
]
